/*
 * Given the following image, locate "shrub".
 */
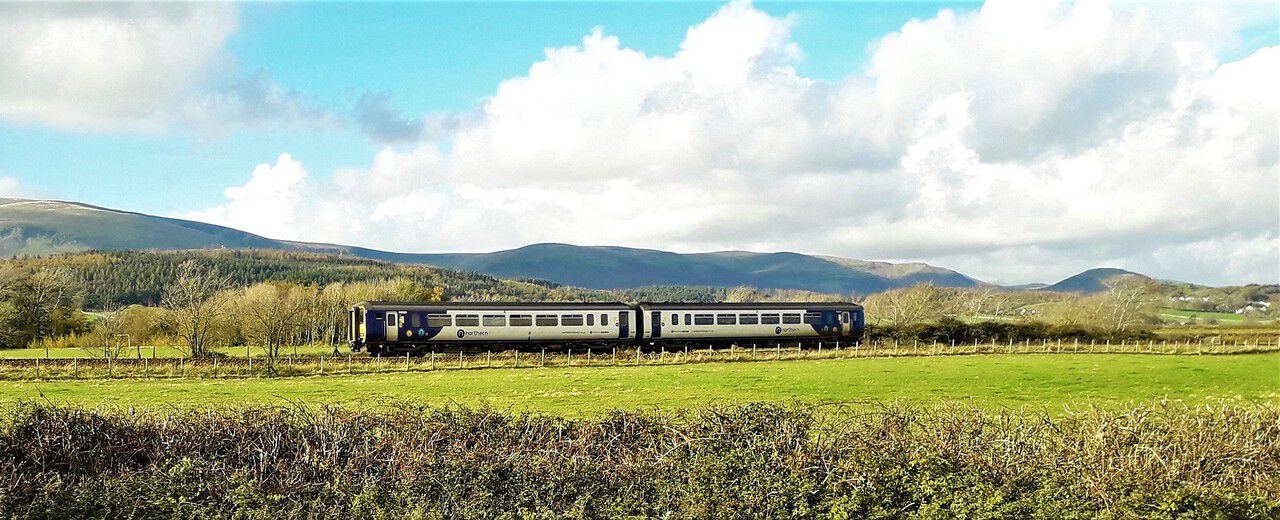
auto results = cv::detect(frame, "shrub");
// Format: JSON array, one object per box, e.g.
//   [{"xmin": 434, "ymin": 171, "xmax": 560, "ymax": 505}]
[{"xmin": 0, "ymin": 401, "xmax": 1274, "ymax": 518}]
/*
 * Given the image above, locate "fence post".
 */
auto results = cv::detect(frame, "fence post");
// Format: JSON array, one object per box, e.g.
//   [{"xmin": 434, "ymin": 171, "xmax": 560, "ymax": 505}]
[
  {"xmin": 35, "ymin": 358, "xmax": 40, "ymax": 379},
  {"xmin": 179, "ymin": 357, "xmax": 184, "ymax": 377},
  {"xmin": 568, "ymin": 349, "xmax": 573, "ymax": 366},
  {"xmin": 636, "ymin": 348, "xmax": 641, "ymax": 365},
  {"xmin": 144, "ymin": 358, "xmax": 149, "ymax": 379},
  {"xmin": 73, "ymin": 357, "xmax": 78, "ymax": 378},
  {"xmin": 514, "ymin": 350, "xmax": 519, "ymax": 368},
  {"xmin": 431, "ymin": 351, "xmax": 436, "ymax": 370},
  {"xmin": 541, "ymin": 348, "xmax": 546, "ymax": 367},
  {"xmin": 459, "ymin": 350, "xmax": 464, "ymax": 369},
  {"xmin": 406, "ymin": 353, "xmax": 409, "ymax": 371},
  {"xmin": 248, "ymin": 354, "xmax": 252, "ymax": 376},
  {"xmin": 612, "ymin": 347, "xmax": 617, "ymax": 365},
  {"xmin": 487, "ymin": 350, "xmax": 492, "ymax": 368},
  {"xmin": 318, "ymin": 355, "xmax": 323, "ymax": 375}
]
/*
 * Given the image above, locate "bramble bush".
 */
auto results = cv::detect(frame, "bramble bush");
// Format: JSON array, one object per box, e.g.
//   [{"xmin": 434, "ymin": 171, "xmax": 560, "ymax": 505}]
[{"xmin": 0, "ymin": 401, "xmax": 1275, "ymax": 518}]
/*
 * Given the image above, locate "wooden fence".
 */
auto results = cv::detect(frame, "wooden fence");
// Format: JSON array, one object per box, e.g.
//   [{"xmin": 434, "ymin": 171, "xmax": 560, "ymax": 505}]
[{"xmin": 0, "ymin": 337, "xmax": 1275, "ymax": 382}]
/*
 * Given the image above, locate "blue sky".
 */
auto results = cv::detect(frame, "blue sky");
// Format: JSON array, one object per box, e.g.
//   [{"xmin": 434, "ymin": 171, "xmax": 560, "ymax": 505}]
[{"xmin": 0, "ymin": 1, "xmax": 1276, "ymax": 285}]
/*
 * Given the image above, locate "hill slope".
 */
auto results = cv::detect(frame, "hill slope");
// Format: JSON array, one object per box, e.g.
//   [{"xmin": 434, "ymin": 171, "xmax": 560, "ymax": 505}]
[
  {"xmin": 0, "ymin": 198, "xmax": 284, "ymax": 255},
  {"xmin": 1042, "ymin": 267, "xmax": 1151, "ymax": 293},
  {"xmin": 0, "ymin": 198, "xmax": 990, "ymax": 294}
]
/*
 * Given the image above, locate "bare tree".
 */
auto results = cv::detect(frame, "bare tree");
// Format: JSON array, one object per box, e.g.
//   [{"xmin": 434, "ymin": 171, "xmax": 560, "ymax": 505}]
[
  {"xmin": 863, "ymin": 284, "xmax": 959, "ymax": 325},
  {"xmin": 240, "ymin": 283, "xmax": 304, "ymax": 371},
  {"xmin": 161, "ymin": 260, "xmax": 230, "ymax": 358},
  {"xmin": 92, "ymin": 303, "xmax": 130, "ymax": 360}
]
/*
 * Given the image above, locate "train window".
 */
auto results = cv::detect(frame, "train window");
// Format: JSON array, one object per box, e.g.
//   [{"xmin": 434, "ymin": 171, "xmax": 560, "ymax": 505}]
[
  {"xmin": 804, "ymin": 312, "xmax": 823, "ymax": 324},
  {"xmin": 562, "ymin": 314, "xmax": 584, "ymax": 326},
  {"xmin": 482, "ymin": 315, "xmax": 506, "ymax": 327},
  {"xmin": 716, "ymin": 314, "xmax": 736, "ymax": 325},
  {"xmin": 841, "ymin": 312, "xmax": 849, "ymax": 324},
  {"xmin": 739, "ymin": 314, "xmax": 758, "ymax": 325},
  {"xmin": 761, "ymin": 314, "xmax": 780, "ymax": 324},
  {"xmin": 409, "ymin": 313, "xmax": 420, "ymax": 328},
  {"xmin": 601, "ymin": 314, "xmax": 609, "ymax": 326},
  {"xmin": 455, "ymin": 314, "xmax": 480, "ymax": 327},
  {"xmin": 587, "ymin": 314, "xmax": 595, "ymax": 326},
  {"xmin": 427, "ymin": 314, "xmax": 451, "ymax": 327},
  {"xmin": 782, "ymin": 314, "xmax": 801, "ymax": 324},
  {"xmin": 672, "ymin": 314, "xmax": 680, "ymax": 325},
  {"xmin": 509, "ymin": 314, "xmax": 533, "ymax": 326},
  {"xmin": 535, "ymin": 315, "xmax": 558, "ymax": 326},
  {"xmin": 685, "ymin": 313, "xmax": 692, "ymax": 324},
  {"xmin": 386, "ymin": 312, "xmax": 397, "ymax": 326},
  {"xmin": 693, "ymin": 314, "xmax": 714, "ymax": 325}
]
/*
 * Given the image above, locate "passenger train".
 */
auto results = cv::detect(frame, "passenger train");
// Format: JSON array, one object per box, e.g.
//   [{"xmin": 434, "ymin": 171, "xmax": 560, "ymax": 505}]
[{"xmin": 348, "ymin": 301, "xmax": 865, "ymax": 355}]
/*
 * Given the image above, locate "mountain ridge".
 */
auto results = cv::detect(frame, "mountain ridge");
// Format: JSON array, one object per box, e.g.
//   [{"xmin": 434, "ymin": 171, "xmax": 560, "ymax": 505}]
[{"xmin": 0, "ymin": 197, "xmax": 1157, "ymax": 294}]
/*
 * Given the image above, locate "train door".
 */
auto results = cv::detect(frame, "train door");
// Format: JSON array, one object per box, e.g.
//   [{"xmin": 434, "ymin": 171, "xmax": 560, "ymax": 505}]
[
  {"xmin": 384, "ymin": 312, "xmax": 399, "ymax": 342},
  {"xmin": 618, "ymin": 311, "xmax": 629, "ymax": 339},
  {"xmin": 650, "ymin": 311, "xmax": 662, "ymax": 338}
]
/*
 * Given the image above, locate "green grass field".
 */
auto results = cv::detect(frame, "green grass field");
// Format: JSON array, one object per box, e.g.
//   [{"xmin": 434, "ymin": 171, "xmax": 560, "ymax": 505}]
[
  {"xmin": 2, "ymin": 353, "xmax": 1275, "ymax": 415},
  {"xmin": 2, "ymin": 344, "xmax": 338, "ymax": 359}
]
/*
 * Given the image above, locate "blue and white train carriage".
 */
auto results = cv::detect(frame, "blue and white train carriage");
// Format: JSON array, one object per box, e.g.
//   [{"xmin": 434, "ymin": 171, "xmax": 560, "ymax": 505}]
[
  {"xmin": 349, "ymin": 300, "xmax": 864, "ymax": 355},
  {"xmin": 638, "ymin": 302, "xmax": 863, "ymax": 346},
  {"xmin": 349, "ymin": 301, "xmax": 636, "ymax": 355}
]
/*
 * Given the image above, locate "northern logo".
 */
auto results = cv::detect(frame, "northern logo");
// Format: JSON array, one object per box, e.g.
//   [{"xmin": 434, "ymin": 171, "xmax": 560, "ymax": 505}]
[
  {"xmin": 457, "ymin": 329, "xmax": 465, "ymax": 339},
  {"xmin": 775, "ymin": 326, "xmax": 782, "ymax": 335}
]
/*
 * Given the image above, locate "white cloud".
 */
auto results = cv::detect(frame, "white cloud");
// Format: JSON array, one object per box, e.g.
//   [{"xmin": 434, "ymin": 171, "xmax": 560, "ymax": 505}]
[
  {"xmin": 0, "ymin": 4, "xmax": 330, "ymax": 134},
  {"xmin": 190, "ymin": 0, "xmax": 1280, "ymax": 285},
  {"xmin": 185, "ymin": 154, "xmax": 308, "ymax": 240}
]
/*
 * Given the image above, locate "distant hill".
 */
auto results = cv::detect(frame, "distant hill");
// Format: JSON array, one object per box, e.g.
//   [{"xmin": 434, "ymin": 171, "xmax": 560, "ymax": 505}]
[
  {"xmin": 0, "ymin": 198, "xmax": 284, "ymax": 255},
  {"xmin": 1041, "ymin": 267, "xmax": 1151, "ymax": 294},
  {"xmin": 403, "ymin": 243, "xmax": 982, "ymax": 294},
  {"xmin": 0, "ymin": 198, "xmax": 987, "ymax": 295}
]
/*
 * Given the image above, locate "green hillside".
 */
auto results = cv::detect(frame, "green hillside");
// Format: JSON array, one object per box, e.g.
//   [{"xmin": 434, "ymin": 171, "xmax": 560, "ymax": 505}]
[
  {"xmin": 4, "ymin": 250, "xmax": 613, "ymax": 309},
  {"xmin": 0, "ymin": 198, "xmax": 986, "ymax": 295}
]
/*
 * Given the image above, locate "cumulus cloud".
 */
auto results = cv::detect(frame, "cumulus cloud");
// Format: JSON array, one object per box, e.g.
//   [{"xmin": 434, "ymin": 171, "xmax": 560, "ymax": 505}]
[
  {"xmin": 185, "ymin": 153, "xmax": 309, "ymax": 240},
  {"xmin": 0, "ymin": 3, "xmax": 330, "ymax": 134},
  {"xmin": 190, "ymin": 0, "xmax": 1280, "ymax": 285}
]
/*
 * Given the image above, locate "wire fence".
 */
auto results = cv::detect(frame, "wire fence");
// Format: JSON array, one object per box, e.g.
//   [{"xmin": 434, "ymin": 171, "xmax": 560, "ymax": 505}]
[{"xmin": 0, "ymin": 337, "xmax": 1276, "ymax": 382}]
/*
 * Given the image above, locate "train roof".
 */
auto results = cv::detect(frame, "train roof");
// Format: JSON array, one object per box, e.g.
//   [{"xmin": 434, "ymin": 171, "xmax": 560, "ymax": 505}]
[
  {"xmin": 639, "ymin": 302, "xmax": 862, "ymax": 310},
  {"xmin": 353, "ymin": 301, "xmax": 633, "ymax": 311}
]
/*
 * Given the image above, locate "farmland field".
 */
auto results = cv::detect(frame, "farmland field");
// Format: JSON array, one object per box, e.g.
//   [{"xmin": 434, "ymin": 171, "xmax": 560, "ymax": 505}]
[{"xmin": 3, "ymin": 353, "xmax": 1275, "ymax": 414}]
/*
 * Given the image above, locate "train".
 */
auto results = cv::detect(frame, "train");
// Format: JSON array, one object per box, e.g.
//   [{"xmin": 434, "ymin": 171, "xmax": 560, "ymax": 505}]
[{"xmin": 348, "ymin": 301, "xmax": 865, "ymax": 355}]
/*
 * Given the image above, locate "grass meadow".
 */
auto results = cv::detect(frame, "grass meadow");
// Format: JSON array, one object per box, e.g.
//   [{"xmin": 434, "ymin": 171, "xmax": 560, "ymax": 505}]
[{"xmin": 2, "ymin": 353, "xmax": 1275, "ymax": 415}]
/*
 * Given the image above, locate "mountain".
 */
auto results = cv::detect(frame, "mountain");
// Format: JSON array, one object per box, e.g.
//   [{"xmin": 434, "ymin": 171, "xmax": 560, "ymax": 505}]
[
  {"xmin": 0, "ymin": 198, "xmax": 284, "ymax": 254},
  {"xmin": 1041, "ymin": 267, "xmax": 1151, "ymax": 294},
  {"xmin": 0, "ymin": 197, "xmax": 986, "ymax": 295}
]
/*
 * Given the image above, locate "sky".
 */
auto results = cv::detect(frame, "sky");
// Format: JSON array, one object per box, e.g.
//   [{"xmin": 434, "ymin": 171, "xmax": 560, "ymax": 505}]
[{"xmin": 0, "ymin": 1, "xmax": 1276, "ymax": 286}]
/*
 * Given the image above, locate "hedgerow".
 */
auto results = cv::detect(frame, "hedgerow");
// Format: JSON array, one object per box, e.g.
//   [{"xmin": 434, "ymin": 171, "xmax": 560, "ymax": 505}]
[{"xmin": 0, "ymin": 401, "xmax": 1275, "ymax": 518}]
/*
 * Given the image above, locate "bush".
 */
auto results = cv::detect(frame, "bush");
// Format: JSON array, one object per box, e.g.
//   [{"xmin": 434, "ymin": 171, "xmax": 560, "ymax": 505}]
[
  {"xmin": 870, "ymin": 317, "xmax": 1158, "ymax": 344},
  {"xmin": 0, "ymin": 401, "xmax": 1274, "ymax": 518}
]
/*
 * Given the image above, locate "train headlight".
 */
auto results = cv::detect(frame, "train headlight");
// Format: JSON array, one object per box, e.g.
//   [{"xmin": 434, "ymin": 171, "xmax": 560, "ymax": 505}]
[{"xmin": 406, "ymin": 330, "xmax": 414, "ymax": 337}]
